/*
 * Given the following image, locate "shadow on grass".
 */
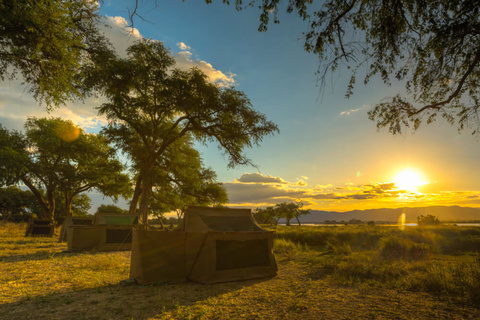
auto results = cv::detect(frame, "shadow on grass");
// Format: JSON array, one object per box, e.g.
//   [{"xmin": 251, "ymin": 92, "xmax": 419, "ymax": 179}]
[
  {"xmin": 0, "ymin": 277, "xmax": 271, "ymax": 320},
  {"xmin": 0, "ymin": 248, "xmax": 121, "ymax": 263}
]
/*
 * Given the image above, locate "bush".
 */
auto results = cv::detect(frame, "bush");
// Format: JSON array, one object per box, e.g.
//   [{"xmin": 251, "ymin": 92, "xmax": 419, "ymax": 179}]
[
  {"xmin": 379, "ymin": 235, "xmax": 431, "ymax": 260},
  {"xmin": 326, "ymin": 240, "xmax": 352, "ymax": 255}
]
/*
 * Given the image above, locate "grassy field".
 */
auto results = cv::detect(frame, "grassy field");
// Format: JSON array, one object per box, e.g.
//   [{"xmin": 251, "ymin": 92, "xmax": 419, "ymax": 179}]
[{"xmin": 1, "ymin": 223, "xmax": 480, "ymax": 319}]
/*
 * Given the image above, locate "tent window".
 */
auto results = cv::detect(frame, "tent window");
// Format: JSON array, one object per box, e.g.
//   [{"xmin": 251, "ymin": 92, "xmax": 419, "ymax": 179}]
[
  {"xmin": 100, "ymin": 216, "xmax": 138, "ymax": 225},
  {"xmin": 71, "ymin": 218, "xmax": 93, "ymax": 225},
  {"xmin": 200, "ymin": 216, "xmax": 262, "ymax": 232},
  {"xmin": 31, "ymin": 226, "xmax": 53, "ymax": 235},
  {"xmin": 105, "ymin": 228, "xmax": 132, "ymax": 244},
  {"xmin": 216, "ymin": 239, "xmax": 270, "ymax": 270},
  {"xmin": 33, "ymin": 220, "xmax": 51, "ymax": 225}
]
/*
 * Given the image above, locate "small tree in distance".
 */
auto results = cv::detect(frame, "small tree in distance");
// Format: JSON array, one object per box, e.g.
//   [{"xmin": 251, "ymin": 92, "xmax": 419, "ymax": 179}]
[{"xmin": 417, "ymin": 215, "xmax": 441, "ymax": 226}]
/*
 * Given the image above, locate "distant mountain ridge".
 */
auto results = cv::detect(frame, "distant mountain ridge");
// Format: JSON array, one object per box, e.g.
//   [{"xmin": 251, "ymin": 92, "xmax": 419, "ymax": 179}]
[{"xmin": 293, "ymin": 206, "xmax": 480, "ymax": 223}]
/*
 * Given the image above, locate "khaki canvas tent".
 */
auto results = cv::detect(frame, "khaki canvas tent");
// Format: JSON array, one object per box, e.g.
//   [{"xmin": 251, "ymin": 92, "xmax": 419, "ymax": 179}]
[
  {"xmin": 25, "ymin": 219, "xmax": 55, "ymax": 237},
  {"xmin": 67, "ymin": 213, "xmax": 139, "ymax": 252},
  {"xmin": 58, "ymin": 216, "xmax": 94, "ymax": 242},
  {"xmin": 130, "ymin": 206, "xmax": 277, "ymax": 284}
]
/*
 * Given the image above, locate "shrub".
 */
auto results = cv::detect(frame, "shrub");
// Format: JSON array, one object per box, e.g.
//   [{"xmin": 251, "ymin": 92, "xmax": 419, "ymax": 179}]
[
  {"xmin": 379, "ymin": 235, "xmax": 430, "ymax": 260},
  {"xmin": 325, "ymin": 240, "xmax": 352, "ymax": 256}
]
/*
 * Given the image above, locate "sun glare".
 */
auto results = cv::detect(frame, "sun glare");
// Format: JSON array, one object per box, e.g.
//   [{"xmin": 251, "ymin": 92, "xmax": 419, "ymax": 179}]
[{"xmin": 394, "ymin": 169, "xmax": 428, "ymax": 192}]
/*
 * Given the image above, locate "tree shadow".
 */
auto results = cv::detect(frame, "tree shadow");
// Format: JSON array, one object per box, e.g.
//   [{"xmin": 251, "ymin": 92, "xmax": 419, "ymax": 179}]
[
  {"xmin": 0, "ymin": 277, "xmax": 271, "ymax": 320},
  {"xmin": 0, "ymin": 248, "xmax": 120, "ymax": 263}
]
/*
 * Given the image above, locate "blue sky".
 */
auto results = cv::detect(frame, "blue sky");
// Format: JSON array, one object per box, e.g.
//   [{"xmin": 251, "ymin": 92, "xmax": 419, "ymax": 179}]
[{"xmin": 1, "ymin": 1, "xmax": 480, "ymax": 214}]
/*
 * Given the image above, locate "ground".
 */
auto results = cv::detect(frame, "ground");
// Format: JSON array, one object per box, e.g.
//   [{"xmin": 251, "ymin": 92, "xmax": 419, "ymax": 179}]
[{"xmin": 1, "ymin": 224, "xmax": 479, "ymax": 319}]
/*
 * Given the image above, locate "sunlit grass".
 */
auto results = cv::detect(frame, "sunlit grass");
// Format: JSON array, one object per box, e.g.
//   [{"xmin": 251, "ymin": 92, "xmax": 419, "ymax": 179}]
[{"xmin": 1, "ymin": 223, "xmax": 480, "ymax": 319}]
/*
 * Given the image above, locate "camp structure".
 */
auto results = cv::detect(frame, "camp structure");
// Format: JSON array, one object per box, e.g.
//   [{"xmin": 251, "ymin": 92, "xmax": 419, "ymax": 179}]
[
  {"xmin": 130, "ymin": 206, "xmax": 277, "ymax": 285},
  {"xmin": 58, "ymin": 216, "xmax": 94, "ymax": 242},
  {"xmin": 25, "ymin": 219, "xmax": 55, "ymax": 237},
  {"xmin": 67, "ymin": 213, "xmax": 139, "ymax": 252}
]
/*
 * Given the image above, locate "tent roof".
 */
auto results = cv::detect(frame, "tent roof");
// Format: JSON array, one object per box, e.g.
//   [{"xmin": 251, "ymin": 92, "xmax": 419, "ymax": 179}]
[
  {"xmin": 94, "ymin": 213, "xmax": 139, "ymax": 225},
  {"xmin": 181, "ymin": 206, "xmax": 264, "ymax": 232}
]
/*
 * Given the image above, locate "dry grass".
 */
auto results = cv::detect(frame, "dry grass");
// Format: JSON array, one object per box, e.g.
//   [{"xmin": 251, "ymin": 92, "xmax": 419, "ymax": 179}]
[{"xmin": 1, "ymin": 223, "xmax": 479, "ymax": 319}]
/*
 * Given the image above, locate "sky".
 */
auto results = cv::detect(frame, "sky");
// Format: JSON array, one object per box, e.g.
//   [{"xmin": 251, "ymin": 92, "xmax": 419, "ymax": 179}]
[{"xmin": 1, "ymin": 1, "xmax": 480, "ymax": 214}]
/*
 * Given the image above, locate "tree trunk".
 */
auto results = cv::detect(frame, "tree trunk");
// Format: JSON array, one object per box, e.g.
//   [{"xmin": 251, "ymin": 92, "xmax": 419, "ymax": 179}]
[
  {"xmin": 295, "ymin": 216, "xmax": 301, "ymax": 226},
  {"xmin": 22, "ymin": 177, "xmax": 54, "ymax": 221},
  {"xmin": 128, "ymin": 174, "xmax": 143, "ymax": 215},
  {"xmin": 46, "ymin": 189, "xmax": 55, "ymax": 221},
  {"xmin": 138, "ymin": 160, "xmax": 154, "ymax": 225},
  {"xmin": 286, "ymin": 218, "xmax": 291, "ymax": 226},
  {"xmin": 65, "ymin": 192, "xmax": 73, "ymax": 218}
]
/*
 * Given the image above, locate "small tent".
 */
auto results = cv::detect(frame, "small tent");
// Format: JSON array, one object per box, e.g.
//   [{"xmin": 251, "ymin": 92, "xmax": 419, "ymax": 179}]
[
  {"xmin": 67, "ymin": 213, "xmax": 139, "ymax": 252},
  {"xmin": 130, "ymin": 206, "xmax": 277, "ymax": 284},
  {"xmin": 25, "ymin": 219, "xmax": 55, "ymax": 237},
  {"xmin": 58, "ymin": 216, "xmax": 94, "ymax": 242}
]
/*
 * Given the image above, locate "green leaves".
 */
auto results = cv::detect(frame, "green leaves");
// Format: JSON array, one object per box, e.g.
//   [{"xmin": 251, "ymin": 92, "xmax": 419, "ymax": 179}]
[
  {"xmin": 98, "ymin": 39, "xmax": 278, "ymax": 221},
  {"xmin": 0, "ymin": 118, "xmax": 131, "ymax": 220},
  {"xmin": 218, "ymin": 0, "xmax": 480, "ymax": 134},
  {"xmin": 0, "ymin": 0, "xmax": 113, "ymax": 108}
]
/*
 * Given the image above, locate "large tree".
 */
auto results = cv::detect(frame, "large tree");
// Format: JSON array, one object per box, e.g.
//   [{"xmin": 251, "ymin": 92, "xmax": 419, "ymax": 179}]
[
  {"xmin": 98, "ymin": 39, "xmax": 278, "ymax": 223},
  {"xmin": 0, "ymin": 118, "xmax": 130, "ymax": 221},
  {"xmin": 0, "ymin": 0, "xmax": 113, "ymax": 108},
  {"xmin": 202, "ymin": 0, "xmax": 480, "ymax": 134}
]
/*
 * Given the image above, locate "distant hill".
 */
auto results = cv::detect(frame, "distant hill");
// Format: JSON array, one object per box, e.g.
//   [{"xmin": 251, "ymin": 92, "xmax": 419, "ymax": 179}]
[{"xmin": 285, "ymin": 206, "xmax": 480, "ymax": 224}]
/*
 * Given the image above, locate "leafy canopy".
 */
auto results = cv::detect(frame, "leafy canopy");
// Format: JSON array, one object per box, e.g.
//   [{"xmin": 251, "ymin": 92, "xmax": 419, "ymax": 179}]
[
  {"xmin": 0, "ymin": 0, "xmax": 112, "ymax": 108},
  {"xmin": 0, "ymin": 118, "xmax": 130, "ymax": 220},
  {"xmin": 205, "ymin": 0, "xmax": 480, "ymax": 134},
  {"xmin": 99, "ymin": 39, "xmax": 278, "ymax": 223}
]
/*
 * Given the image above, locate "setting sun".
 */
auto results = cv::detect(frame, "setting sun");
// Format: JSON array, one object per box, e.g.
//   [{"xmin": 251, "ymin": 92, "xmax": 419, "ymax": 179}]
[{"xmin": 394, "ymin": 169, "xmax": 429, "ymax": 192}]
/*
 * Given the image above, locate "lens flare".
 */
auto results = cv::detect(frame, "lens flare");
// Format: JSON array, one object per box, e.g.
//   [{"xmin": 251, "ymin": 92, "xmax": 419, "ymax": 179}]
[
  {"xmin": 54, "ymin": 122, "xmax": 80, "ymax": 142},
  {"xmin": 398, "ymin": 211, "xmax": 406, "ymax": 231}
]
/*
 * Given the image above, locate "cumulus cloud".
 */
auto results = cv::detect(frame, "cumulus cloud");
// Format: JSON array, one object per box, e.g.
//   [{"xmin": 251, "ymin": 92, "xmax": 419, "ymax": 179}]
[
  {"xmin": 236, "ymin": 172, "xmax": 287, "ymax": 184},
  {"xmin": 99, "ymin": 16, "xmax": 142, "ymax": 57},
  {"xmin": 173, "ymin": 51, "xmax": 236, "ymax": 87},
  {"xmin": 177, "ymin": 42, "xmax": 191, "ymax": 51},
  {"xmin": 225, "ymin": 182, "xmax": 306, "ymax": 204},
  {"xmin": 0, "ymin": 12, "xmax": 239, "ymax": 132},
  {"xmin": 294, "ymin": 180, "xmax": 308, "ymax": 186}
]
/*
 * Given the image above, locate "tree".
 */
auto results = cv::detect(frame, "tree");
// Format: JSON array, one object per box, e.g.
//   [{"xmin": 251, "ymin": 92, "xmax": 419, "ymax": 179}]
[
  {"xmin": 0, "ymin": 0, "xmax": 113, "ymax": 108},
  {"xmin": 295, "ymin": 208, "xmax": 310, "ymax": 226},
  {"xmin": 0, "ymin": 118, "xmax": 131, "ymax": 221},
  {"xmin": 274, "ymin": 202, "xmax": 307, "ymax": 226},
  {"xmin": 98, "ymin": 39, "xmax": 278, "ymax": 223},
  {"xmin": 147, "ymin": 136, "xmax": 229, "ymax": 227},
  {"xmin": 0, "ymin": 187, "xmax": 34, "ymax": 222},
  {"xmin": 417, "ymin": 214, "xmax": 441, "ymax": 226},
  {"xmin": 209, "ymin": 0, "xmax": 480, "ymax": 134},
  {"xmin": 95, "ymin": 204, "xmax": 127, "ymax": 215},
  {"xmin": 253, "ymin": 207, "xmax": 277, "ymax": 225},
  {"xmin": 55, "ymin": 129, "xmax": 132, "ymax": 218},
  {"xmin": 53, "ymin": 192, "xmax": 91, "ymax": 221}
]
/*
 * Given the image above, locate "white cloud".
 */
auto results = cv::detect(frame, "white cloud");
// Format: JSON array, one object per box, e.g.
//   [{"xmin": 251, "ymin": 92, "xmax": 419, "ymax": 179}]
[
  {"xmin": 340, "ymin": 105, "xmax": 368, "ymax": 116},
  {"xmin": 173, "ymin": 51, "xmax": 236, "ymax": 87},
  {"xmin": 0, "ymin": 14, "xmax": 236, "ymax": 132},
  {"xmin": 99, "ymin": 16, "xmax": 143, "ymax": 57},
  {"xmin": 177, "ymin": 42, "xmax": 191, "ymax": 51}
]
